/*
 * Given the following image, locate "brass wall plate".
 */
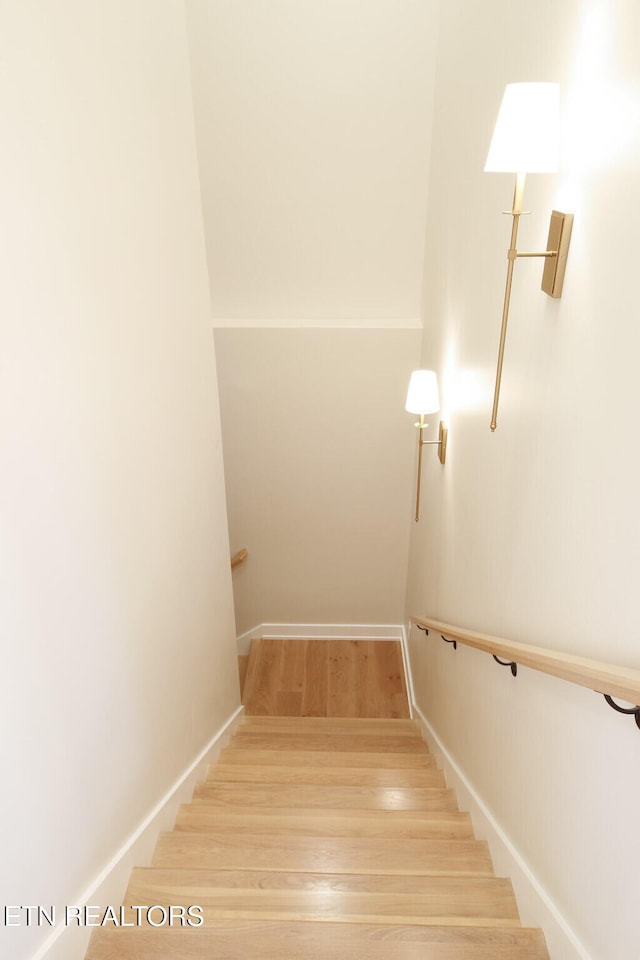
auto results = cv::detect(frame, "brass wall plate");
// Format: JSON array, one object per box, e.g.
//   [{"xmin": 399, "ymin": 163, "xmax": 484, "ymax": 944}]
[
  {"xmin": 438, "ymin": 421, "xmax": 448, "ymax": 464},
  {"xmin": 542, "ymin": 210, "xmax": 573, "ymax": 298}
]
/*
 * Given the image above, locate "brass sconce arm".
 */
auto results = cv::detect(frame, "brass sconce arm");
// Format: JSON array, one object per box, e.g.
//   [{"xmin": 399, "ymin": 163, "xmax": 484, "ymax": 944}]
[
  {"xmin": 484, "ymin": 83, "xmax": 573, "ymax": 432},
  {"xmin": 490, "ymin": 172, "xmax": 573, "ymax": 432},
  {"xmin": 413, "ymin": 415, "xmax": 447, "ymax": 522}
]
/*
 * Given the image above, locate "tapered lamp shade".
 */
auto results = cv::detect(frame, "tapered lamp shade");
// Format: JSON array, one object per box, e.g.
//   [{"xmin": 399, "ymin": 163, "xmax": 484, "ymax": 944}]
[
  {"xmin": 405, "ymin": 370, "xmax": 440, "ymax": 415},
  {"xmin": 484, "ymin": 82, "xmax": 560, "ymax": 173}
]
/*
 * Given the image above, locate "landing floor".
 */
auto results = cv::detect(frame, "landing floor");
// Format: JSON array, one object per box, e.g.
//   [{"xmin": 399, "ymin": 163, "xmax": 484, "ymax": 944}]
[{"xmin": 242, "ymin": 638, "xmax": 410, "ymax": 719}]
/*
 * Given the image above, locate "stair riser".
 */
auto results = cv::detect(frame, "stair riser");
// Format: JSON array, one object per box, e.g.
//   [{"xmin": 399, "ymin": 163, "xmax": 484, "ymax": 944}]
[
  {"xmin": 238, "ymin": 718, "xmax": 421, "ymax": 734},
  {"xmin": 220, "ymin": 748, "xmax": 436, "ymax": 768},
  {"xmin": 231, "ymin": 734, "xmax": 429, "ymax": 753}
]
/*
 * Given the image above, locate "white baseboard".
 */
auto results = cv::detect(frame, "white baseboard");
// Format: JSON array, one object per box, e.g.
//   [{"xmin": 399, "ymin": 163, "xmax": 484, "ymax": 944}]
[
  {"xmin": 33, "ymin": 705, "xmax": 244, "ymax": 960},
  {"xmin": 410, "ymin": 700, "xmax": 590, "ymax": 960},
  {"xmin": 236, "ymin": 622, "xmax": 404, "ymax": 655},
  {"xmin": 399, "ymin": 624, "xmax": 415, "ymax": 719}
]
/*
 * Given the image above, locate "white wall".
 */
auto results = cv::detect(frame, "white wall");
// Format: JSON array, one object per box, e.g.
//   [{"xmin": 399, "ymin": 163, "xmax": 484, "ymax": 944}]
[
  {"xmin": 216, "ymin": 328, "xmax": 421, "ymax": 634},
  {"xmin": 186, "ymin": 0, "xmax": 438, "ymax": 634},
  {"xmin": 406, "ymin": 1, "xmax": 640, "ymax": 958},
  {"xmin": 186, "ymin": 0, "xmax": 439, "ymax": 324},
  {"xmin": 0, "ymin": 3, "xmax": 239, "ymax": 958}
]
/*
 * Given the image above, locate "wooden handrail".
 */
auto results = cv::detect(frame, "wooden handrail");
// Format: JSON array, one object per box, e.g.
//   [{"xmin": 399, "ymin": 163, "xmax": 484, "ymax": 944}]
[
  {"xmin": 231, "ymin": 548, "xmax": 248, "ymax": 570},
  {"xmin": 410, "ymin": 615, "xmax": 640, "ymax": 706}
]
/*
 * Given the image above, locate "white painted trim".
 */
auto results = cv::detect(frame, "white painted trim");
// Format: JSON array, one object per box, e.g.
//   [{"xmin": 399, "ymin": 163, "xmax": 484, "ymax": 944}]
[
  {"xmin": 212, "ymin": 317, "xmax": 423, "ymax": 329},
  {"xmin": 33, "ymin": 705, "xmax": 244, "ymax": 960},
  {"xmin": 410, "ymin": 701, "xmax": 591, "ymax": 960},
  {"xmin": 399, "ymin": 623, "xmax": 415, "ymax": 719},
  {"xmin": 236, "ymin": 622, "xmax": 404, "ymax": 655}
]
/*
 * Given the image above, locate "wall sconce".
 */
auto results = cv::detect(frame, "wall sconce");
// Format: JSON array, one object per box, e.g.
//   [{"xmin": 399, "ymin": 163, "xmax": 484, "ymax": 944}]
[
  {"xmin": 485, "ymin": 82, "xmax": 573, "ymax": 432},
  {"xmin": 405, "ymin": 370, "xmax": 447, "ymax": 522}
]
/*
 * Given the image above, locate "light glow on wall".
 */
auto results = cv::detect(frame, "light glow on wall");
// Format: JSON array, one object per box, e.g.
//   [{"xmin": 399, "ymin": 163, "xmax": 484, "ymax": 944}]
[
  {"xmin": 564, "ymin": 0, "xmax": 640, "ymax": 174},
  {"xmin": 442, "ymin": 336, "xmax": 487, "ymax": 414}
]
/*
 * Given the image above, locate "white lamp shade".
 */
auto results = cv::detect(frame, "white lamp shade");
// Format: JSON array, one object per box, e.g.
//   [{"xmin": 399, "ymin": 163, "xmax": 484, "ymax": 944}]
[
  {"xmin": 405, "ymin": 370, "xmax": 440, "ymax": 415},
  {"xmin": 484, "ymin": 82, "xmax": 560, "ymax": 173}
]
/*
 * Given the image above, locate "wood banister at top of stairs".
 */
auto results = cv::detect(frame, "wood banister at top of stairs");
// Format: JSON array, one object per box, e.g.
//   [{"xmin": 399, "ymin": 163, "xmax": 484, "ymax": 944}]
[
  {"xmin": 411, "ymin": 615, "xmax": 640, "ymax": 720},
  {"xmin": 231, "ymin": 548, "xmax": 248, "ymax": 570}
]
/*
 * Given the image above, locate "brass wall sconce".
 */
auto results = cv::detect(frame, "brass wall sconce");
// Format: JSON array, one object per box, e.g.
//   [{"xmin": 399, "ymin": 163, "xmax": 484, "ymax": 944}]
[
  {"xmin": 485, "ymin": 82, "xmax": 573, "ymax": 432},
  {"xmin": 405, "ymin": 370, "xmax": 447, "ymax": 522}
]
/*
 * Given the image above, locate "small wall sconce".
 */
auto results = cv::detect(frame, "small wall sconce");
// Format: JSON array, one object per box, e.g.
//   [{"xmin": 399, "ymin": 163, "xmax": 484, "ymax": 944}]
[
  {"xmin": 485, "ymin": 82, "xmax": 573, "ymax": 432},
  {"xmin": 405, "ymin": 370, "xmax": 447, "ymax": 522}
]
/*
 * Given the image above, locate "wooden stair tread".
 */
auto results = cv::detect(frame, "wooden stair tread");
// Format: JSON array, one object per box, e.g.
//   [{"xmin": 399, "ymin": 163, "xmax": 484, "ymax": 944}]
[
  {"xmin": 207, "ymin": 762, "xmax": 445, "ymax": 788},
  {"xmin": 220, "ymin": 747, "xmax": 436, "ymax": 768},
  {"xmin": 86, "ymin": 922, "xmax": 549, "ymax": 960},
  {"xmin": 127, "ymin": 867, "xmax": 520, "ymax": 921},
  {"xmin": 152, "ymin": 832, "xmax": 494, "ymax": 876},
  {"xmin": 193, "ymin": 781, "xmax": 459, "ymax": 811},
  {"xmin": 175, "ymin": 806, "xmax": 474, "ymax": 839}
]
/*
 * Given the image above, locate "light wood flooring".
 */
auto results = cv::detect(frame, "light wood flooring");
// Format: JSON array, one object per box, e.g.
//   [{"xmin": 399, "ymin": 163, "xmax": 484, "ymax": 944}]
[
  {"xmin": 242, "ymin": 638, "xmax": 410, "ymax": 718},
  {"xmin": 85, "ymin": 716, "xmax": 549, "ymax": 960}
]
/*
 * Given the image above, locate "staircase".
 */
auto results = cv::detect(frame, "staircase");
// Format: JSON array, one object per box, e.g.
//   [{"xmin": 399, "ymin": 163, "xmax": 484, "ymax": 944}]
[{"xmin": 86, "ymin": 715, "xmax": 549, "ymax": 959}]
